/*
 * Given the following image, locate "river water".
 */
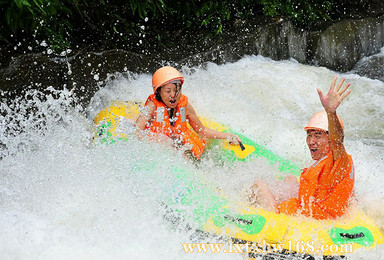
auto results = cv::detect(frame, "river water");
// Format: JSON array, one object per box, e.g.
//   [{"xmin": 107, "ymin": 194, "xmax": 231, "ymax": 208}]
[{"xmin": 0, "ymin": 51, "xmax": 383, "ymax": 259}]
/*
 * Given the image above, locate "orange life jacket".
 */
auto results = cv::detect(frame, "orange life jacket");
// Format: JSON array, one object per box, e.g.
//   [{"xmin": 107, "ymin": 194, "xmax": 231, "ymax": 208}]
[
  {"xmin": 145, "ymin": 94, "xmax": 206, "ymax": 159},
  {"xmin": 277, "ymin": 150, "xmax": 355, "ymax": 220}
]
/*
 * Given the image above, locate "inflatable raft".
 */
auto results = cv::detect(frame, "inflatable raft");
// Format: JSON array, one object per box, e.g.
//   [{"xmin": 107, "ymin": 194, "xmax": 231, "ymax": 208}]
[
  {"xmin": 93, "ymin": 101, "xmax": 384, "ymax": 258},
  {"xmin": 94, "ymin": 101, "xmax": 300, "ymax": 174}
]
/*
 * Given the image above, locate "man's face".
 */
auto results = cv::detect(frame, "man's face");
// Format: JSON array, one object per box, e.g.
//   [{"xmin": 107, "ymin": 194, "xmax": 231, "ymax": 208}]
[{"xmin": 306, "ymin": 129, "xmax": 331, "ymax": 160}]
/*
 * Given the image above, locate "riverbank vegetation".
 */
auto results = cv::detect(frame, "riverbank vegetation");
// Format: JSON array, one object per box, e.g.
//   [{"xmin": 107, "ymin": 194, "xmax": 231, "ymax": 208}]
[{"xmin": 1, "ymin": 0, "xmax": 383, "ymax": 57}]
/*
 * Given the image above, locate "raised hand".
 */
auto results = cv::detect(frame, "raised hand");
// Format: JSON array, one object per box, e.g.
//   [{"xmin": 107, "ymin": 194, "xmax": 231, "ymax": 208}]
[{"xmin": 317, "ymin": 76, "xmax": 351, "ymax": 113}]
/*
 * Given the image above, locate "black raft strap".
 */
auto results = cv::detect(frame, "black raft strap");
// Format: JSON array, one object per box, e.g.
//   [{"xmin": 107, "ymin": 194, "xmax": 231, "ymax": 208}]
[{"xmin": 340, "ymin": 232, "xmax": 365, "ymax": 239}]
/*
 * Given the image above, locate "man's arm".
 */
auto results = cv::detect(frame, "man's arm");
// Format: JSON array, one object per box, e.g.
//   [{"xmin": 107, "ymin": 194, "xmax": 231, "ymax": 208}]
[{"xmin": 317, "ymin": 76, "xmax": 351, "ymax": 161}]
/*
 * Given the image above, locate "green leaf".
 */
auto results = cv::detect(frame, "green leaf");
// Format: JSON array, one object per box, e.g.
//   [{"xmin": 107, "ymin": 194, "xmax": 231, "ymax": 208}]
[
  {"xmin": 5, "ymin": 8, "xmax": 13, "ymax": 29},
  {"xmin": 32, "ymin": 0, "xmax": 46, "ymax": 15},
  {"xmin": 20, "ymin": 0, "xmax": 31, "ymax": 7},
  {"xmin": 130, "ymin": 0, "xmax": 137, "ymax": 15}
]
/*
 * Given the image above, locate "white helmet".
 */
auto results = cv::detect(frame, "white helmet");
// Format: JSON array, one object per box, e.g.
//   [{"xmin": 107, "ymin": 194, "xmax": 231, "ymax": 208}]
[{"xmin": 304, "ymin": 111, "xmax": 344, "ymax": 132}]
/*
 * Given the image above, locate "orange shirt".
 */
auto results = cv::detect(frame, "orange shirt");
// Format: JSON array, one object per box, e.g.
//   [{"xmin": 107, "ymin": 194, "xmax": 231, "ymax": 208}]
[{"xmin": 277, "ymin": 150, "xmax": 354, "ymax": 220}]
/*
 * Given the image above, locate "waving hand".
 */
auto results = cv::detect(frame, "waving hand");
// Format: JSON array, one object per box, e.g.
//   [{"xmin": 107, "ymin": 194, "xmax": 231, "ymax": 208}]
[{"xmin": 317, "ymin": 76, "xmax": 351, "ymax": 113}]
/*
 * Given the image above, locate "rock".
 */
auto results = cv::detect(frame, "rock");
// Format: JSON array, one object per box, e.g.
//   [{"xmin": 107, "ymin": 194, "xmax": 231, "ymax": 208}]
[
  {"xmin": 254, "ymin": 20, "xmax": 308, "ymax": 63},
  {"xmin": 0, "ymin": 49, "xmax": 157, "ymax": 103},
  {"xmin": 309, "ymin": 20, "xmax": 363, "ymax": 71},
  {"xmin": 352, "ymin": 53, "xmax": 384, "ymax": 81},
  {"xmin": 63, "ymin": 49, "xmax": 154, "ymax": 102},
  {"xmin": 309, "ymin": 15, "xmax": 384, "ymax": 71},
  {"xmin": 0, "ymin": 53, "xmax": 63, "ymax": 93},
  {"xmin": 1, "ymin": 14, "xmax": 383, "ymax": 106}
]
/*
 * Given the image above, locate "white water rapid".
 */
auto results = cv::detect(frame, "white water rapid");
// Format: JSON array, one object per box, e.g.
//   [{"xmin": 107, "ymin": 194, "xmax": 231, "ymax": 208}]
[{"xmin": 1, "ymin": 54, "xmax": 383, "ymax": 259}]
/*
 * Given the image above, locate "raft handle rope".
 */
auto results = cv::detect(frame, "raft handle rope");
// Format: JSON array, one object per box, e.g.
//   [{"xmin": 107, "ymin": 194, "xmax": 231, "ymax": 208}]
[
  {"xmin": 224, "ymin": 215, "xmax": 253, "ymax": 225},
  {"xmin": 340, "ymin": 232, "xmax": 365, "ymax": 239}
]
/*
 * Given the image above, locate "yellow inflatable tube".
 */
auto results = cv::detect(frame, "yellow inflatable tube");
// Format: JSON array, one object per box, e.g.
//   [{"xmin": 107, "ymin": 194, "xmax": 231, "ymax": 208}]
[{"xmin": 203, "ymin": 202, "xmax": 384, "ymax": 256}]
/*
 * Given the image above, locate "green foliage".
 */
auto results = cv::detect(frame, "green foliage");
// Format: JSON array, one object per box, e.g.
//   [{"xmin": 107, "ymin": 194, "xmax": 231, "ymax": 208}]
[
  {"xmin": 261, "ymin": 0, "xmax": 333, "ymax": 27},
  {"xmin": 165, "ymin": 0, "xmax": 258, "ymax": 35},
  {"xmin": 0, "ymin": 0, "xmax": 375, "ymax": 53},
  {"xmin": 1, "ymin": 0, "xmax": 77, "ymax": 51}
]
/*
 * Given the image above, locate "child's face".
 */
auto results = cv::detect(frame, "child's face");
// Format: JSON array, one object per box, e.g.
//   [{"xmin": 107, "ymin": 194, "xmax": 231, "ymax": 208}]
[{"xmin": 160, "ymin": 83, "xmax": 181, "ymax": 108}]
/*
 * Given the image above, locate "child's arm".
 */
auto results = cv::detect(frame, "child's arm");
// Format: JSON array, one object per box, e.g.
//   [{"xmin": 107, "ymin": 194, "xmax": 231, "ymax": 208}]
[
  {"xmin": 186, "ymin": 103, "xmax": 241, "ymax": 144},
  {"xmin": 135, "ymin": 100, "xmax": 156, "ymax": 132}
]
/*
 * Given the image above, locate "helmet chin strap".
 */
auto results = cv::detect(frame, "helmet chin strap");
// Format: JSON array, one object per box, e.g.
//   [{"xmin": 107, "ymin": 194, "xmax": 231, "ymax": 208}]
[{"xmin": 168, "ymin": 108, "xmax": 176, "ymax": 127}]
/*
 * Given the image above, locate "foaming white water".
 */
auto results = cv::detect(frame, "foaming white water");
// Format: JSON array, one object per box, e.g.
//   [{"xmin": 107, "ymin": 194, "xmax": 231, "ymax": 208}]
[
  {"xmin": 0, "ymin": 87, "xmax": 236, "ymax": 259},
  {"xmin": 1, "ymin": 55, "xmax": 384, "ymax": 259}
]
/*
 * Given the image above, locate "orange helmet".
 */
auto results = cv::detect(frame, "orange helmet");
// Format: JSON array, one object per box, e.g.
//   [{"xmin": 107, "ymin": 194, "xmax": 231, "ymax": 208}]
[
  {"xmin": 152, "ymin": 66, "xmax": 184, "ymax": 93},
  {"xmin": 304, "ymin": 111, "xmax": 344, "ymax": 132}
]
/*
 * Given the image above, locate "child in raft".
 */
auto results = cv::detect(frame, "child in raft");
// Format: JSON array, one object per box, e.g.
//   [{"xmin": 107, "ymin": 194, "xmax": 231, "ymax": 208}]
[
  {"xmin": 135, "ymin": 66, "xmax": 242, "ymax": 160},
  {"xmin": 249, "ymin": 76, "xmax": 354, "ymax": 220}
]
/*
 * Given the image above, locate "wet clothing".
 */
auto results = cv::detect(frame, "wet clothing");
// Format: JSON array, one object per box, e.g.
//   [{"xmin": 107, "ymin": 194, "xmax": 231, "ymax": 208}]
[
  {"xmin": 145, "ymin": 94, "xmax": 206, "ymax": 159},
  {"xmin": 277, "ymin": 150, "xmax": 354, "ymax": 220}
]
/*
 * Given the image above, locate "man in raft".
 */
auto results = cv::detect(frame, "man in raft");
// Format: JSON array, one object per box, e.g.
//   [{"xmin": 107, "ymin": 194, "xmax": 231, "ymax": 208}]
[
  {"xmin": 135, "ymin": 66, "xmax": 241, "ymax": 160},
  {"xmin": 250, "ymin": 76, "xmax": 354, "ymax": 220}
]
